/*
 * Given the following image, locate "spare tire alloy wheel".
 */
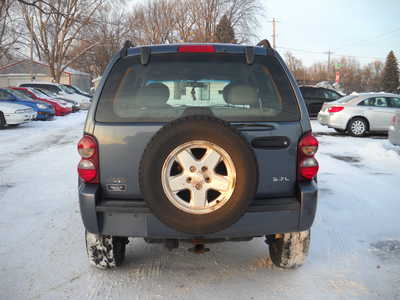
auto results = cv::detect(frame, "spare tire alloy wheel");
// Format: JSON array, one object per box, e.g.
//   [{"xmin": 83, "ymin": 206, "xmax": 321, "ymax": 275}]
[
  {"xmin": 161, "ymin": 141, "xmax": 236, "ymax": 214},
  {"xmin": 140, "ymin": 116, "xmax": 258, "ymax": 234}
]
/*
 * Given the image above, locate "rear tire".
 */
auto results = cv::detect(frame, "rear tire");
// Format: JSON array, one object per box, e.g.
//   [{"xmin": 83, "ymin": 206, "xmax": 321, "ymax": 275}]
[
  {"xmin": 266, "ymin": 230, "xmax": 310, "ymax": 269},
  {"xmin": 0, "ymin": 111, "xmax": 6, "ymax": 128},
  {"xmin": 348, "ymin": 117, "xmax": 368, "ymax": 137},
  {"xmin": 85, "ymin": 231, "xmax": 128, "ymax": 269}
]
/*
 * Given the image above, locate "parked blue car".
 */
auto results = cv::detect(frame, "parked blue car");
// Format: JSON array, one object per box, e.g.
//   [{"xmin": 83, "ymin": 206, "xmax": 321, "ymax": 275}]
[{"xmin": 0, "ymin": 88, "xmax": 55, "ymax": 120}]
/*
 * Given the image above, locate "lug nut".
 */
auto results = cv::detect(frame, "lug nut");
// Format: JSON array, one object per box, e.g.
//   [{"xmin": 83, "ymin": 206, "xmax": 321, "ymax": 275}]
[
  {"xmin": 190, "ymin": 166, "xmax": 196, "ymax": 172},
  {"xmin": 201, "ymin": 166, "xmax": 208, "ymax": 172},
  {"xmin": 205, "ymin": 177, "xmax": 210, "ymax": 183},
  {"xmin": 195, "ymin": 183, "xmax": 202, "ymax": 190},
  {"xmin": 186, "ymin": 177, "xmax": 192, "ymax": 183}
]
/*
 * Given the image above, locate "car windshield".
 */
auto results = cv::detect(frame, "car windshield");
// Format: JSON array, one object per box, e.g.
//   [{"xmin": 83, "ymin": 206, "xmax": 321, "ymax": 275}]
[
  {"xmin": 336, "ymin": 94, "xmax": 359, "ymax": 103},
  {"xmin": 30, "ymin": 88, "xmax": 49, "ymax": 98},
  {"xmin": 7, "ymin": 89, "xmax": 33, "ymax": 101},
  {"xmin": 59, "ymin": 85, "xmax": 74, "ymax": 94},
  {"xmin": 65, "ymin": 85, "xmax": 80, "ymax": 93},
  {"xmin": 96, "ymin": 54, "xmax": 300, "ymax": 122},
  {"xmin": 37, "ymin": 89, "xmax": 57, "ymax": 98}
]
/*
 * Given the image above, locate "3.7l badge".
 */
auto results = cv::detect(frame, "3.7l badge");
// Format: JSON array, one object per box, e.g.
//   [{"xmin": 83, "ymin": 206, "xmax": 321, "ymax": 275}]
[
  {"xmin": 272, "ymin": 176, "xmax": 291, "ymax": 183},
  {"xmin": 106, "ymin": 184, "xmax": 127, "ymax": 192}
]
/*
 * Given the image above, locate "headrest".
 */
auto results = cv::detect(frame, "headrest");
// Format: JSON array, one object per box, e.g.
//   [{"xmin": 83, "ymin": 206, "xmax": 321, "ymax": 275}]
[
  {"xmin": 136, "ymin": 82, "xmax": 170, "ymax": 107},
  {"xmin": 223, "ymin": 83, "xmax": 258, "ymax": 106}
]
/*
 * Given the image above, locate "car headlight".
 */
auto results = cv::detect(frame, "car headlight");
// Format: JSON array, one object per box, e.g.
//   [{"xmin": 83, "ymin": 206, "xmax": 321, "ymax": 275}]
[{"xmin": 37, "ymin": 103, "xmax": 48, "ymax": 109}]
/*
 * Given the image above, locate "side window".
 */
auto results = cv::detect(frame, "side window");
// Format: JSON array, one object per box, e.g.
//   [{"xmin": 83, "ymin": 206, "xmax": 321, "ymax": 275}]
[
  {"xmin": 300, "ymin": 88, "xmax": 312, "ymax": 98},
  {"xmin": 314, "ymin": 89, "xmax": 325, "ymax": 98},
  {"xmin": 326, "ymin": 90, "xmax": 341, "ymax": 100},
  {"xmin": 359, "ymin": 98, "xmax": 375, "ymax": 106},
  {"xmin": 388, "ymin": 97, "xmax": 400, "ymax": 108},
  {"xmin": 374, "ymin": 97, "xmax": 388, "ymax": 107},
  {"xmin": 47, "ymin": 85, "xmax": 61, "ymax": 93}
]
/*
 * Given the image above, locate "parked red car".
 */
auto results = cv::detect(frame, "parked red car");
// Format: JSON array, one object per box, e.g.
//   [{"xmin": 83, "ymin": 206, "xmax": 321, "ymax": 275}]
[{"xmin": 10, "ymin": 87, "xmax": 72, "ymax": 116}]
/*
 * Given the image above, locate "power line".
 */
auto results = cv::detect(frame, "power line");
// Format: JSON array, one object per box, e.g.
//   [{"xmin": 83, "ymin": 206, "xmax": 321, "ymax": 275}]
[
  {"xmin": 335, "ymin": 26, "xmax": 400, "ymax": 52},
  {"xmin": 277, "ymin": 46, "xmax": 383, "ymax": 60}
]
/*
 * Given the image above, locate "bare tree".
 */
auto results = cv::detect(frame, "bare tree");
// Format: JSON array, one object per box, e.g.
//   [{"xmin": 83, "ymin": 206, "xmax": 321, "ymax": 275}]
[
  {"xmin": 285, "ymin": 52, "xmax": 305, "ymax": 80},
  {"xmin": 129, "ymin": 0, "xmax": 178, "ymax": 45},
  {"xmin": 222, "ymin": 0, "xmax": 262, "ymax": 42},
  {"xmin": 20, "ymin": 0, "xmax": 103, "ymax": 82},
  {"xmin": 68, "ymin": 1, "xmax": 131, "ymax": 76},
  {"xmin": 127, "ymin": 0, "xmax": 262, "ymax": 44},
  {"xmin": 0, "ymin": 0, "xmax": 23, "ymax": 61}
]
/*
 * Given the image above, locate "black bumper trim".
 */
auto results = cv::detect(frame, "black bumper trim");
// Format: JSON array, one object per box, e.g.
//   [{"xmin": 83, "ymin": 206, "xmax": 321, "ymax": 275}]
[
  {"xmin": 79, "ymin": 181, "xmax": 318, "ymax": 237},
  {"xmin": 95, "ymin": 197, "xmax": 299, "ymax": 214}
]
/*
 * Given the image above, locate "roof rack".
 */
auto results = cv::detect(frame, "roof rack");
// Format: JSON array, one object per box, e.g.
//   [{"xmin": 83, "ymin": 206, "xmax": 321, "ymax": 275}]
[
  {"xmin": 256, "ymin": 39, "xmax": 272, "ymax": 49},
  {"xmin": 120, "ymin": 40, "xmax": 134, "ymax": 58}
]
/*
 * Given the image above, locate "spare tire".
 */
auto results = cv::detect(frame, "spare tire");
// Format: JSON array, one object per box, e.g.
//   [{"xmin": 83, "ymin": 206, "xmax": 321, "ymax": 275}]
[{"xmin": 139, "ymin": 115, "xmax": 258, "ymax": 234}]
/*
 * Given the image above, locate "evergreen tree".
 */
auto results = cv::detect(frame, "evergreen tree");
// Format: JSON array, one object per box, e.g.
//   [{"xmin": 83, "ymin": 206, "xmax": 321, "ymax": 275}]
[
  {"xmin": 215, "ymin": 15, "xmax": 235, "ymax": 43},
  {"xmin": 382, "ymin": 50, "xmax": 399, "ymax": 93}
]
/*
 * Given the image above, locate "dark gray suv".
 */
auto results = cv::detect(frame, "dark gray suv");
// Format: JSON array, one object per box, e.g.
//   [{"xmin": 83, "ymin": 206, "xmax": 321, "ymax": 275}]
[{"xmin": 78, "ymin": 40, "xmax": 319, "ymax": 270}]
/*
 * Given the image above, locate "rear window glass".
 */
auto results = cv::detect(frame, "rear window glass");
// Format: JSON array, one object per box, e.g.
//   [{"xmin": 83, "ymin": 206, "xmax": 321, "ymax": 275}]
[
  {"xmin": 337, "ymin": 94, "xmax": 358, "ymax": 103},
  {"xmin": 96, "ymin": 54, "xmax": 300, "ymax": 122}
]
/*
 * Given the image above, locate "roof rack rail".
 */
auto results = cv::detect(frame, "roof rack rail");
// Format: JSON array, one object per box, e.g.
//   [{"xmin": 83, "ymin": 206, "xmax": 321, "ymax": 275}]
[
  {"xmin": 256, "ymin": 39, "xmax": 272, "ymax": 49},
  {"xmin": 120, "ymin": 40, "xmax": 134, "ymax": 58}
]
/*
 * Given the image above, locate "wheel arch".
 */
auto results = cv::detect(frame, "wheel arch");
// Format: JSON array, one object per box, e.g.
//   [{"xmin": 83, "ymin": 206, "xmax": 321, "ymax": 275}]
[{"xmin": 346, "ymin": 116, "xmax": 370, "ymax": 131}]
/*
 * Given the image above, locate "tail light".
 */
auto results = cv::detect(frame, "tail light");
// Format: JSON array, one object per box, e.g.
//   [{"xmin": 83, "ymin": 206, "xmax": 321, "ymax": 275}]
[
  {"xmin": 178, "ymin": 45, "xmax": 216, "ymax": 53},
  {"xmin": 298, "ymin": 133, "xmax": 319, "ymax": 181},
  {"xmin": 77, "ymin": 135, "xmax": 99, "ymax": 183},
  {"xmin": 328, "ymin": 106, "xmax": 344, "ymax": 113}
]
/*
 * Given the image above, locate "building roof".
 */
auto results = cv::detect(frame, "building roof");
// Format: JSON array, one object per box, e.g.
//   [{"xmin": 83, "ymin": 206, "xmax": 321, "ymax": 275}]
[{"xmin": 0, "ymin": 59, "xmax": 90, "ymax": 76}]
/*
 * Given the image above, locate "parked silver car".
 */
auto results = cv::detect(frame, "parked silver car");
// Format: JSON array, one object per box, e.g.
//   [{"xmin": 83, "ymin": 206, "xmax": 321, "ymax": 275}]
[
  {"xmin": 389, "ymin": 110, "xmax": 400, "ymax": 145},
  {"xmin": 318, "ymin": 92, "xmax": 400, "ymax": 136}
]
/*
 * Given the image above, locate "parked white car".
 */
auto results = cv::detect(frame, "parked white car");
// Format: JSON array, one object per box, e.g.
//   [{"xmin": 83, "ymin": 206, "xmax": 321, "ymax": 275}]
[
  {"xmin": 389, "ymin": 110, "xmax": 400, "ymax": 145},
  {"xmin": 318, "ymin": 92, "xmax": 400, "ymax": 136},
  {"xmin": 19, "ymin": 82, "xmax": 91, "ymax": 109},
  {"xmin": 0, "ymin": 102, "xmax": 37, "ymax": 127}
]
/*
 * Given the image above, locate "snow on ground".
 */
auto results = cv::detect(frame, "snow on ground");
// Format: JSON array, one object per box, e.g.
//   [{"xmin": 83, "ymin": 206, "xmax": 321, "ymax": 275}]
[{"xmin": 0, "ymin": 115, "xmax": 399, "ymax": 300}]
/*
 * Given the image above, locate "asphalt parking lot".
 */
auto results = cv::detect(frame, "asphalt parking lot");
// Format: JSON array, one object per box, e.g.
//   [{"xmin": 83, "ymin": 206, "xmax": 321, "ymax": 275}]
[{"xmin": 0, "ymin": 113, "xmax": 399, "ymax": 300}]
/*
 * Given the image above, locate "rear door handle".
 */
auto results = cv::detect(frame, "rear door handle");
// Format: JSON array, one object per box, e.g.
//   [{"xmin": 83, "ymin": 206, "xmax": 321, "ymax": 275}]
[{"xmin": 251, "ymin": 136, "xmax": 290, "ymax": 149}]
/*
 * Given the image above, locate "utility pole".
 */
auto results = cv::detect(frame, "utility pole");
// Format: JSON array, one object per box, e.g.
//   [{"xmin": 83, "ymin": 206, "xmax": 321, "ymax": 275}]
[
  {"xmin": 325, "ymin": 49, "xmax": 333, "ymax": 82},
  {"xmin": 30, "ymin": 16, "xmax": 34, "ymax": 81},
  {"xmin": 269, "ymin": 18, "xmax": 279, "ymax": 48}
]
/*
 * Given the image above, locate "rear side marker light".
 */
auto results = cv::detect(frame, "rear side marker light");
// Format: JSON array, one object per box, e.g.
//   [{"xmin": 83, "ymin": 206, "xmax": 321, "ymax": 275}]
[
  {"xmin": 77, "ymin": 135, "xmax": 99, "ymax": 183},
  {"xmin": 298, "ymin": 135, "xmax": 318, "ymax": 156},
  {"xmin": 178, "ymin": 45, "xmax": 216, "ymax": 53},
  {"xmin": 328, "ymin": 106, "xmax": 344, "ymax": 113},
  {"xmin": 78, "ymin": 135, "xmax": 97, "ymax": 158},
  {"xmin": 78, "ymin": 159, "xmax": 97, "ymax": 182},
  {"xmin": 299, "ymin": 158, "xmax": 319, "ymax": 180},
  {"xmin": 298, "ymin": 133, "xmax": 319, "ymax": 181}
]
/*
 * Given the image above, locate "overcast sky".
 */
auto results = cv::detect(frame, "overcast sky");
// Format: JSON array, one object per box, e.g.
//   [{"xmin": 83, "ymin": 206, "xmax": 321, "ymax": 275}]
[{"xmin": 258, "ymin": 0, "xmax": 400, "ymax": 66}]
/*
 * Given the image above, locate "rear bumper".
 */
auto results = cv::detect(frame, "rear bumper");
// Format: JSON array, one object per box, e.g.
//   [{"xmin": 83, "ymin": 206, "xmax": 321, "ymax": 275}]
[
  {"xmin": 317, "ymin": 111, "xmax": 348, "ymax": 130},
  {"xmin": 389, "ymin": 125, "xmax": 400, "ymax": 145},
  {"xmin": 79, "ymin": 102, "xmax": 91, "ymax": 110},
  {"xmin": 5, "ymin": 112, "xmax": 36, "ymax": 124},
  {"xmin": 79, "ymin": 181, "xmax": 318, "ymax": 238},
  {"xmin": 35, "ymin": 111, "xmax": 55, "ymax": 120}
]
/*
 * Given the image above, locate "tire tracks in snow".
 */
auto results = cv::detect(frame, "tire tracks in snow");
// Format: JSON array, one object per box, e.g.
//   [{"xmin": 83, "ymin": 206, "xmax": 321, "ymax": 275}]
[{"xmin": 0, "ymin": 119, "xmax": 84, "ymax": 198}]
